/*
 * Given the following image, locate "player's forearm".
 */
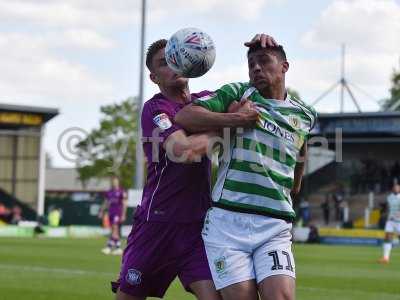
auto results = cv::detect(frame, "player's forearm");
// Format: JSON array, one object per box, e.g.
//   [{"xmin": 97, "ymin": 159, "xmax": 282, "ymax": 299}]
[
  {"xmin": 166, "ymin": 131, "xmax": 219, "ymax": 163},
  {"xmin": 292, "ymin": 162, "xmax": 305, "ymax": 195},
  {"xmin": 291, "ymin": 143, "xmax": 307, "ymax": 196},
  {"xmin": 175, "ymin": 105, "xmax": 244, "ymax": 133},
  {"xmin": 186, "ymin": 131, "xmax": 220, "ymax": 159}
]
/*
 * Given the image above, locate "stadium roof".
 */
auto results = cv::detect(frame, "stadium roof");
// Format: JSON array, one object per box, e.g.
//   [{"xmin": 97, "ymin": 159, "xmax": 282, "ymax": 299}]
[
  {"xmin": 318, "ymin": 111, "xmax": 400, "ymax": 119},
  {"xmin": 0, "ymin": 103, "xmax": 58, "ymax": 123},
  {"xmin": 313, "ymin": 110, "xmax": 400, "ymax": 139}
]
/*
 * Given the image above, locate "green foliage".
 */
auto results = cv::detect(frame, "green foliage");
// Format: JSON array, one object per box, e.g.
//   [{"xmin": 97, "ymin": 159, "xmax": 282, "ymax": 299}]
[
  {"xmin": 76, "ymin": 97, "xmax": 138, "ymax": 188},
  {"xmin": 380, "ymin": 69, "xmax": 400, "ymax": 111}
]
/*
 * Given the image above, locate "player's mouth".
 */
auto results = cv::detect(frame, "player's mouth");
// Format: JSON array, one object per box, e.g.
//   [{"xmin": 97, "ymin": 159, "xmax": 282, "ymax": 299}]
[{"xmin": 254, "ymin": 76, "xmax": 266, "ymax": 83}]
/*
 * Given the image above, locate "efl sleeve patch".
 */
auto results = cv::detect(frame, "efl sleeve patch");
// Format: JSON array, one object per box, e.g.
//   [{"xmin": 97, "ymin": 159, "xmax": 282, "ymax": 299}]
[
  {"xmin": 153, "ymin": 113, "xmax": 173, "ymax": 131},
  {"xmin": 195, "ymin": 92, "xmax": 217, "ymax": 102}
]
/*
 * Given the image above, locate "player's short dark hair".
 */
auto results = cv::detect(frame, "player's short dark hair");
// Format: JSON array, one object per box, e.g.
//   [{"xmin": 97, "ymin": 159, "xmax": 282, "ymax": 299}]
[
  {"xmin": 146, "ymin": 39, "xmax": 168, "ymax": 71},
  {"xmin": 247, "ymin": 44, "xmax": 287, "ymax": 62}
]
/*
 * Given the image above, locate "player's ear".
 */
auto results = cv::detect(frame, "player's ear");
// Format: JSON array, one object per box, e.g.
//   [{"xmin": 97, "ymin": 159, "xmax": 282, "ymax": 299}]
[
  {"xmin": 282, "ymin": 61, "xmax": 289, "ymax": 74},
  {"xmin": 150, "ymin": 72, "xmax": 159, "ymax": 84}
]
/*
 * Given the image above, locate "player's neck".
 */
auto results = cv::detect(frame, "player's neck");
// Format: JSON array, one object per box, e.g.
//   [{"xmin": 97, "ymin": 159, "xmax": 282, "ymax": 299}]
[
  {"xmin": 259, "ymin": 82, "xmax": 286, "ymax": 100},
  {"xmin": 161, "ymin": 85, "xmax": 191, "ymax": 104}
]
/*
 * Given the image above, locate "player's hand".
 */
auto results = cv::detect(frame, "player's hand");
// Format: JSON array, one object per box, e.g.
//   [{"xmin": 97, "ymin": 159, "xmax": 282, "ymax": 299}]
[
  {"xmin": 233, "ymin": 99, "xmax": 259, "ymax": 128},
  {"xmin": 228, "ymin": 99, "xmax": 257, "ymax": 113},
  {"xmin": 290, "ymin": 186, "xmax": 301, "ymax": 199},
  {"xmin": 244, "ymin": 34, "xmax": 278, "ymax": 48},
  {"xmin": 121, "ymin": 215, "xmax": 126, "ymax": 223}
]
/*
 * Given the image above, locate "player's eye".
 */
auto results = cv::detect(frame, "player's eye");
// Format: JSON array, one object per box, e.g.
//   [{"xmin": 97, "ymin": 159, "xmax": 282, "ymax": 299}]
[{"xmin": 259, "ymin": 57, "xmax": 270, "ymax": 64}]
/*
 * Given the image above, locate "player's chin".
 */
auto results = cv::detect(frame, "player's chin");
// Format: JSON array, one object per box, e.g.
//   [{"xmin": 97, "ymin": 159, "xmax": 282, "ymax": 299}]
[
  {"xmin": 253, "ymin": 81, "xmax": 269, "ymax": 90},
  {"xmin": 173, "ymin": 76, "xmax": 189, "ymax": 86}
]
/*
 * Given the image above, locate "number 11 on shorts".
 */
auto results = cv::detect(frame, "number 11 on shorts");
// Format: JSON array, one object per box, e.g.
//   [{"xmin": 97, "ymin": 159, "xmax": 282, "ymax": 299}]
[{"xmin": 268, "ymin": 250, "xmax": 294, "ymax": 272}]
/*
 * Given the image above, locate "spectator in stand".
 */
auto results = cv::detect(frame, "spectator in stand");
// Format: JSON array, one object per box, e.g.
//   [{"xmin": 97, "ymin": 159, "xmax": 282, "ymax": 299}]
[
  {"xmin": 299, "ymin": 199, "xmax": 311, "ymax": 226},
  {"xmin": 321, "ymin": 196, "xmax": 330, "ymax": 225},
  {"xmin": 0, "ymin": 203, "xmax": 11, "ymax": 223},
  {"xmin": 333, "ymin": 191, "xmax": 343, "ymax": 222},
  {"xmin": 10, "ymin": 205, "xmax": 22, "ymax": 224}
]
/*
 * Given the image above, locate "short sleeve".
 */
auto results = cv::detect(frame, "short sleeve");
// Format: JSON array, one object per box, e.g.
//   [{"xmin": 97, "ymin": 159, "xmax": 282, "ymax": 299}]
[
  {"xmin": 193, "ymin": 83, "xmax": 242, "ymax": 113},
  {"xmin": 141, "ymin": 100, "xmax": 182, "ymax": 145}
]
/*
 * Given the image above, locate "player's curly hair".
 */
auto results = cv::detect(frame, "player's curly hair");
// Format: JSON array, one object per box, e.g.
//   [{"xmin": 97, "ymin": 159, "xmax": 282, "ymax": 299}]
[
  {"xmin": 247, "ymin": 44, "xmax": 287, "ymax": 62},
  {"xmin": 146, "ymin": 39, "xmax": 168, "ymax": 72}
]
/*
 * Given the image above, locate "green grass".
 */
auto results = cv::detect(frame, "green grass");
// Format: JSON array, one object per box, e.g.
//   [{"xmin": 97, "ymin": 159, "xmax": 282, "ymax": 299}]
[{"xmin": 0, "ymin": 238, "xmax": 399, "ymax": 300}]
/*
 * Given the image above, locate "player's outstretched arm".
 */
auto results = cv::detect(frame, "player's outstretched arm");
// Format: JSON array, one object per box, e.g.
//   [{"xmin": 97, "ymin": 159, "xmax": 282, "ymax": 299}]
[
  {"xmin": 175, "ymin": 103, "xmax": 258, "ymax": 133},
  {"xmin": 163, "ymin": 129, "xmax": 219, "ymax": 163},
  {"xmin": 291, "ymin": 142, "xmax": 307, "ymax": 198}
]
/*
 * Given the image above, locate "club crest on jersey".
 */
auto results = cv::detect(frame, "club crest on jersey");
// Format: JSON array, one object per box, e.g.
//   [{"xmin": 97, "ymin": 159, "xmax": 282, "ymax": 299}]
[
  {"xmin": 214, "ymin": 257, "xmax": 226, "ymax": 273},
  {"xmin": 153, "ymin": 113, "xmax": 172, "ymax": 131},
  {"xmin": 289, "ymin": 115, "xmax": 301, "ymax": 129},
  {"xmin": 126, "ymin": 269, "xmax": 142, "ymax": 285}
]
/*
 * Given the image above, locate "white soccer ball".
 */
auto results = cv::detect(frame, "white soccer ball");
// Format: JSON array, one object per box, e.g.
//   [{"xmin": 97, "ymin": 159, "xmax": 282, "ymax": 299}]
[{"xmin": 165, "ymin": 28, "xmax": 216, "ymax": 78}]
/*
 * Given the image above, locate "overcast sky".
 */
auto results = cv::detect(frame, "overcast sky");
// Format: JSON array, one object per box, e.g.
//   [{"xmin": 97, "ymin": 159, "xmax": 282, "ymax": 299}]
[{"xmin": 1, "ymin": 0, "xmax": 399, "ymax": 167}]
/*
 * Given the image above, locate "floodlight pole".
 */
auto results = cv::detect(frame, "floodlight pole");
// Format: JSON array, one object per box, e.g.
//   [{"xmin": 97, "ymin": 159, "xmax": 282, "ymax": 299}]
[
  {"xmin": 312, "ymin": 44, "xmax": 362, "ymax": 113},
  {"xmin": 340, "ymin": 44, "xmax": 345, "ymax": 113},
  {"xmin": 134, "ymin": 0, "xmax": 146, "ymax": 190}
]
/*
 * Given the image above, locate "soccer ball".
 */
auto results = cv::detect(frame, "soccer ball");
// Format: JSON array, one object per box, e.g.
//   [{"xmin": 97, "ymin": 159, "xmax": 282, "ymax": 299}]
[{"xmin": 165, "ymin": 28, "xmax": 216, "ymax": 78}]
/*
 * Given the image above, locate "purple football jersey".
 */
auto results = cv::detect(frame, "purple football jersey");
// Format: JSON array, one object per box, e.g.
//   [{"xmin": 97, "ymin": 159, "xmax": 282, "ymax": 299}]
[
  {"xmin": 134, "ymin": 91, "xmax": 213, "ymax": 223},
  {"xmin": 105, "ymin": 188, "xmax": 126, "ymax": 217}
]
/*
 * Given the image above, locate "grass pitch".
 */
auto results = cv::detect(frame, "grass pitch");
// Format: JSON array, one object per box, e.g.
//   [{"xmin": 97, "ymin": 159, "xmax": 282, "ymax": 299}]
[{"xmin": 0, "ymin": 237, "xmax": 399, "ymax": 300}]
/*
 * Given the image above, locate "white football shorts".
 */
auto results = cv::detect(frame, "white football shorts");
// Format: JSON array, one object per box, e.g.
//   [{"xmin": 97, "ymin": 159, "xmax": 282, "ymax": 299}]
[{"xmin": 202, "ymin": 207, "xmax": 295, "ymax": 290}]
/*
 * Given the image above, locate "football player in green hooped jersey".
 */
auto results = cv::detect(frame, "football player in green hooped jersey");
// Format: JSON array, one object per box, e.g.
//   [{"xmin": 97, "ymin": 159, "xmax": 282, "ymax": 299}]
[{"xmin": 175, "ymin": 34, "xmax": 317, "ymax": 300}]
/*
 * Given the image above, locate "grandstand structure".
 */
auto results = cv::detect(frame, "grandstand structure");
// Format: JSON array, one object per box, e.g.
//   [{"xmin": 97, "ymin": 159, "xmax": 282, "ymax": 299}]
[
  {"xmin": 304, "ymin": 111, "xmax": 400, "ymax": 225},
  {"xmin": 0, "ymin": 103, "xmax": 58, "ymax": 220}
]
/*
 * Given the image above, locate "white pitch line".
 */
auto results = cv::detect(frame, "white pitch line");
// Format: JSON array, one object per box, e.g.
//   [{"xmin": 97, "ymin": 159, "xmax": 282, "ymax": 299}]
[{"xmin": 0, "ymin": 264, "xmax": 115, "ymax": 277}]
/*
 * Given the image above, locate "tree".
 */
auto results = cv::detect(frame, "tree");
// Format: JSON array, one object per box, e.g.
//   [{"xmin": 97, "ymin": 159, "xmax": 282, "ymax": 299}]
[
  {"xmin": 287, "ymin": 87, "xmax": 301, "ymax": 100},
  {"xmin": 76, "ymin": 97, "xmax": 138, "ymax": 189},
  {"xmin": 381, "ymin": 69, "xmax": 400, "ymax": 111}
]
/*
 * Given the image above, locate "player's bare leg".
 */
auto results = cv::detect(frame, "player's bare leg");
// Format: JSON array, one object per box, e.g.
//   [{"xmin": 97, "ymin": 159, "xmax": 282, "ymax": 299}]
[
  {"xmin": 219, "ymin": 280, "xmax": 259, "ymax": 300},
  {"xmin": 190, "ymin": 279, "xmax": 222, "ymax": 300},
  {"xmin": 258, "ymin": 275, "xmax": 295, "ymax": 300},
  {"xmin": 116, "ymin": 289, "xmax": 145, "ymax": 300},
  {"xmin": 380, "ymin": 232, "xmax": 394, "ymax": 263},
  {"xmin": 110, "ymin": 223, "xmax": 123, "ymax": 255}
]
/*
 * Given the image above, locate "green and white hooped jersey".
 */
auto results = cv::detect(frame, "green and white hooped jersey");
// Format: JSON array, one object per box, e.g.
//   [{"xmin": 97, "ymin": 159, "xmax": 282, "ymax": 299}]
[
  {"xmin": 387, "ymin": 193, "xmax": 400, "ymax": 222},
  {"xmin": 194, "ymin": 82, "xmax": 317, "ymax": 221}
]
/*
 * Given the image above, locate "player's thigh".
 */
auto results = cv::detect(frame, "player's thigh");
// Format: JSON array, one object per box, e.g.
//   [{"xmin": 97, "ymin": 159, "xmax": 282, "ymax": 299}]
[
  {"xmin": 258, "ymin": 275, "xmax": 295, "ymax": 300},
  {"xmin": 219, "ymin": 279, "xmax": 258, "ymax": 300},
  {"xmin": 117, "ymin": 220, "xmax": 178, "ymax": 298},
  {"xmin": 252, "ymin": 219, "xmax": 295, "ymax": 298},
  {"xmin": 190, "ymin": 280, "xmax": 221, "ymax": 300},
  {"xmin": 202, "ymin": 208, "xmax": 255, "ymax": 291},
  {"xmin": 202, "ymin": 240, "xmax": 255, "ymax": 291},
  {"xmin": 177, "ymin": 223, "xmax": 218, "ymax": 299},
  {"xmin": 111, "ymin": 223, "xmax": 120, "ymax": 235}
]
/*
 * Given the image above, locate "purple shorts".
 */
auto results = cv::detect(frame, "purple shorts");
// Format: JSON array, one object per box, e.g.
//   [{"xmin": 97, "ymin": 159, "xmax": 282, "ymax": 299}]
[
  {"xmin": 109, "ymin": 214, "xmax": 121, "ymax": 226},
  {"xmin": 111, "ymin": 219, "xmax": 212, "ymax": 298}
]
